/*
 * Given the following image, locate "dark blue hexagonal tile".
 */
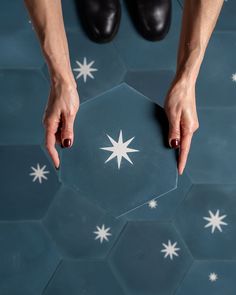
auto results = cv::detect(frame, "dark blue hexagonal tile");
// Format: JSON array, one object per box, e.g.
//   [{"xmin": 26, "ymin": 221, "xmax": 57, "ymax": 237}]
[
  {"xmin": 0, "ymin": 31, "xmax": 44, "ymax": 68},
  {"xmin": 61, "ymin": 0, "xmax": 81, "ymax": 30},
  {"xmin": 43, "ymin": 30, "xmax": 126, "ymax": 103},
  {"xmin": 60, "ymin": 83, "xmax": 177, "ymax": 217},
  {"xmin": 113, "ymin": 0, "xmax": 183, "ymax": 70},
  {"xmin": 195, "ymin": 31, "xmax": 236, "ymax": 107},
  {"xmin": 174, "ymin": 184, "xmax": 236, "ymax": 259},
  {"xmin": 125, "ymin": 70, "xmax": 175, "ymax": 107},
  {"xmin": 108, "ymin": 221, "xmax": 193, "ymax": 295},
  {"xmin": 121, "ymin": 173, "xmax": 192, "ymax": 221},
  {"xmin": 43, "ymin": 259, "xmax": 125, "ymax": 295},
  {"xmin": 0, "ymin": 70, "xmax": 49, "ymax": 145},
  {"xmin": 175, "ymin": 260, "xmax": 236, "ymax": 295},
  {"xmin": 42, "ymin": 185, "xmax": 126, "ymax": 259},
  {"xmin": 0, "ymin": 0, "xmax": 32, "ymax": 33},
  {"xmin": 0, "ymin": 145, "xmax": 60, "ymax": 220},
  {"xmin": 0, "ymin": 221, "xmax": 60, "ymax": 295},
  {"xmin": 186, "ymin": 108, "xmax": 236, "ymax": 184}
]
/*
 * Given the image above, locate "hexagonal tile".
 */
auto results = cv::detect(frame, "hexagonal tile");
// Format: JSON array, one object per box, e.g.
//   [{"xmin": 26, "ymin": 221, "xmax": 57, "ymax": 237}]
[
  {"xmin": 43, "ymin": 259, "xmax": 125, "ymax": 295},
  {"xmin": 60, "ymin": 83, "xmax": 177, "ymax": 217},
  {"xmin": 0, "ymin": 221, "xmax": 60, "ymax": 295},
  {"xmin": 186, "ymin": 108, "xmax": 236, "ymax": 184},
  {"xmin": 0, "ymin": 31, "xmax": 44, "ymax": 68},
  {"xmin": 42, "ymin": 185, "xmax": 126, "ymax": 259},
  {"xmin": 175, "ymin": 260, "xmax": 236, "ymax": 295},
  {"xmin": 174, "ymin": 184, "xmax": 236, "ymax": 259},
  {"xmin": 0, "ymin": 70, "xmax": 49, "ymax": 145},
  {"xmin": 195, "ymin": 31, "xmax": 236, "ymax": 107},
  {"xmin": 0, "ymin": 145, "xmax": 60, "ymax": 220},
  {"xmin": 125, "ymin": 70, "xmax": 175, "ymax": 107},
  {"xmin": 113, "ymin": 0, "xmax": 183, "ymax": 70},
  {"xmin": 178, "ymin": 0, "xmax": 236, "ymax": 31},
  {"xmin": 108, "ymin": 221, "xmax": 193, "ymax": 295},
  {"xmin": 121, "ymin": 173, "xmax": 192, "ymax": 221},
  {"xmin": 43, "ymin": 30, "xmax": 126, "ymax": 103},
  {"xmin": 0, "ymin": 0, "xmax": 32, "ymax": 33},
  {"xmin": 61, "ymin": 0, "xmax": 81, "ymax": 30}
]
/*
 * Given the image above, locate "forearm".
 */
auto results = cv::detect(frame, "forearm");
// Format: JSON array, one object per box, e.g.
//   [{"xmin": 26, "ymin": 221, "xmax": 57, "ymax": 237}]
[
  {"xmin": 24, "ymin": 0, "xmax": 75, "ymax": 86},
  {"xmin": 175, "ymin": 0, "xmax": 224, "ymax": 84}
]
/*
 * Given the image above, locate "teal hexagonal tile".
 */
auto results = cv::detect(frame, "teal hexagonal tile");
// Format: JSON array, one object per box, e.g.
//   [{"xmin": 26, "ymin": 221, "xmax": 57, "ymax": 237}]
[
  {"xmin": 113, "ymin": 0, "xmax": 183, "ymax": 70},
  {"xmin": 60, "ymin": 83, "xmax": 177, "ymax": 217},
  {"xmin": 186, "ymin": 108, "xmax": 236, "ymax": 184},
  {"xmin": 0, "ymin": 70, "xmax": 49, "ymax": 144},
  {"xmin": 43, "ymin": 259, "xmax": 125, "ymax": 295},
  {"xmin": 0, "ymin": 222, "xmax": 60, "ymax": 295},
  {"xmin": 124, "ymin": 70, "xmax": 175, "ymax": 107},
  {"xmin": 0, "ymin": 145, "xmax": 60, "ymax": 220},
  {"xmin": 42, "ymin": 185, "xmax": 126, "ymax": 259},
  {"xmin": 108, "ymin": 221, "xmax": 193, "ymax": 295},
  {"xmin": 121, "ymin": 173, "xmax": 191, "ymax": 221},
  {"xmin": 195, "ymin": 31, "xmax": 236, "ymax": 107},
  {"xmin": 175, "ymin": 260, "xmax": 236, "ymax": 295},
  {"xmin": 174, "ymin": 184, "xmax": 236, "ymax": 259}
]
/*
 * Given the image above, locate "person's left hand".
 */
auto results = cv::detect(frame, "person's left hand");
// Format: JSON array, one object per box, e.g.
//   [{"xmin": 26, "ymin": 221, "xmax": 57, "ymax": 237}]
[{"xmin": 164, "ymin": 77, "xmax": 199, "ymax": 175}]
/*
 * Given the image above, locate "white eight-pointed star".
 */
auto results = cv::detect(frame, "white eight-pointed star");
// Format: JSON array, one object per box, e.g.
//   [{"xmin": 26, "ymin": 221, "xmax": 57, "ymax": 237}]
[
  {"xmin": 231, "ymin": 73, "xmax": 236, "ymax": 82},
  {"xmin": 100, "ymin": 130, "xmax": 139, "ymax": 169},
  {"xmin": 161, "ymin": 240, "xmax": 180, "ymax": 260},
  {"xmin": 93, "ymin": 224, "xmax": 112, "ymax": 243},
  {"xmin": 148, "ymin": 199, "xmax": 158, "ymax": 209},
  {"xmin": 29, "ymin": 163, "xmax": 49, "ymax": 184},
  {"xmin": 203, "ymin": 209, "xmax": 228, "ymax": 234},
  {"xmin": 209, "ymin": 272, "xmax": 218, "ymax": 282},
  {"xmin": 73, "ymin": 57, "xmax": 98, "ymax": 82}
]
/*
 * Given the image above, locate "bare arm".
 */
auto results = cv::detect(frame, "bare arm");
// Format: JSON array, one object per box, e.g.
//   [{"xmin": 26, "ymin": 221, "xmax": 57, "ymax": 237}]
[
  {"xmin": 164, "ymin": 0, "xmax": 224, "ymax": 175},
  {"xmin": 24, "ymin": 0, "xmax": 79, "ymax": 169}
]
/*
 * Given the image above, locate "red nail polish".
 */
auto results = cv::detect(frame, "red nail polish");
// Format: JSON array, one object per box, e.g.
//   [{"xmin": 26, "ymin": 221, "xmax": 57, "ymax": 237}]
[
  {"xmin": 63, "ymin": 138, "xmax": 71, "ymax": 148},
  {"xmin": 170, "ymin": 138, "xmax": 180, "ymax": 149}
]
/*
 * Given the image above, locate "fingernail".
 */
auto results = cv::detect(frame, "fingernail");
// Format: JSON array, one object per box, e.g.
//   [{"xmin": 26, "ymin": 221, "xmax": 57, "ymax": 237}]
[
  {"xmin": 170, "ymin": 138, "xmax": 180, "ymax": 149},
  {"xmin": 63, "ymin": 138, "xmax": 71, "ymax": 148}
]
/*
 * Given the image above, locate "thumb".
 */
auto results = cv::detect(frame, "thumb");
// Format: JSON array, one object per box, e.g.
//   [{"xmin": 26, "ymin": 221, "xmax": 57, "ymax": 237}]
[
  {"xmin": 168, "ymin": 116, "xmax": 181, "ymax": 149},
  {"xmin": 61, "ymin": 113, "xmax": 75, "ymax": 148}
]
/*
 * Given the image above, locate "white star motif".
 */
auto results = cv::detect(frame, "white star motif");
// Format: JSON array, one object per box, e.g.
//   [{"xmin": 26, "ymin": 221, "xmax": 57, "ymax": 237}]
[
  {"xmin": 161, "ymin": 240, "xmax": 180, "ymax": 260},
  {"xmin": 148, "ymin": 199, "xmax": 158, "ymax": 209},
  {"xmin": 231, "ymin": 73, "xmax": 236, "ymax": 82},
  {"xmin": 94, "ymin": 224, "xmax": 112, "ymax": 243},
  {"xmin": 29, "ymin": 163, "xmax": 49, "ymax": 184},
  {"xmin": 203, "ymin": 209, "xmax": 228, "ymax": 234},
  {"xmin": 209, "ymin": 272, "xmax": 218, "ymax": 282},
  {"xmin": 73, "ymin": 57, "xmax": 98, "ymax": 82},
  {"xmin": 100, "ymin": 130, "xmax": 139, "ymax": 169}
]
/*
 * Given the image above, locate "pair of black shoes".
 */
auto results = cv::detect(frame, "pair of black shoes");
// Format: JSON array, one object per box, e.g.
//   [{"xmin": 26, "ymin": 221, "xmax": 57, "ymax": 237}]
[{"xmin": 78, "ymin": 0, "xmax": 172, "ymax": 43}]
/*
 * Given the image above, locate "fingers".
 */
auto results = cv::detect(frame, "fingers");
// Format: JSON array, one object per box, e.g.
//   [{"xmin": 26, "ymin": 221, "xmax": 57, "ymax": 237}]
[
  {"xmin": 178, "ymin": 130, "xmax": 193, "ymax": 175},
  {"xmin": 44, "ymin": 117, "xmax": 60, "ymax": 169},
  {"xmin": 167, "ymin": 114, "xmax": 181, "ymax": 149},
  {"xmin": 60, "ymin": 112, "xmax": 76, "ymax": 148}
]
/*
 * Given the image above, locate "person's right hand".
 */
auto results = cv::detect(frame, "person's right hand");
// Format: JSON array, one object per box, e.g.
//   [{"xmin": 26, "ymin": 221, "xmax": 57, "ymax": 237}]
[{"xmin": 42, "ymin": 81, "xmax": 80, "ymax": 169}]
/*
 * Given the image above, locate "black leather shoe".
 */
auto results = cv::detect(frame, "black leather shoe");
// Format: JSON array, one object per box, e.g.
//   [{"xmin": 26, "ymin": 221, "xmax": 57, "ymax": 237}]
[
  {"xmin": 78, "ymin": 0, "xmax": 121, "ymax": 43},
  {"xmin": 126, "ymin": 0, "xmax": 172, "ymax": 41}
]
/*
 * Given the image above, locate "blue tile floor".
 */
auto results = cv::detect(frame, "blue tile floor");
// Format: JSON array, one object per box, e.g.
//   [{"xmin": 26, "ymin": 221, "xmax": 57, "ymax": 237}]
[{"xmin": 0, "ymin": 0, "xmax": 236, "ymax": 294}]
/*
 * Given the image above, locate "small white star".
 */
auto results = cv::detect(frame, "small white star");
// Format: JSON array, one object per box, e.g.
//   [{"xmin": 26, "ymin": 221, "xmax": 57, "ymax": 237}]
[
  {"xmin": 73, "ymin": 57, "xmax": 98, "ymax": 82},
  {"xmin": 231, "ymin": 73, "xmax": 236, "ymax": 82},
  {"xmin": 203, "ymin": 209, "xmax": 228, "ymax": 234},
  {"xmin": 93, "ymin": 224, "xmax": 112, "ymax": 243},
  {"xmin": 209, "ymin": 272, "xmax": 218, "ymax": 282},
  {"xmin": 161, "ymin": 240, "xmax": 180, "ymax": 260},
  {"xmin": 100, "ymin": 130, "xmax": 139, "ymax": 169},
  {"xmin": 148, "ymin": 199, "xmax": 158, "ymax": 209},
  {"xmin": 29, "ymin": 163, "xmax": 49, "ymax": 184}
]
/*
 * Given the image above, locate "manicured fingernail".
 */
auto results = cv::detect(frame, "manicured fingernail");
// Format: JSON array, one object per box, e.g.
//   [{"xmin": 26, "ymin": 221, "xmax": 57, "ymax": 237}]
[
  {"xmin": 170, "ymin": 138, "xmax": 180, "ymax": 149},
  {"xmin": 63, "ymin": 138, "xmax": 71, "ymax": 148}
]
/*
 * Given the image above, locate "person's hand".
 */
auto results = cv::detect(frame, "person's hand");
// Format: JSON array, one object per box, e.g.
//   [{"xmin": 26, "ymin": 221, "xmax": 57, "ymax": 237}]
[
  {"xmin": 164, "ymin": 77, "xmax": 199, "ymax": 175},
  {"xmin": 42, "ymin": 81, "xmax": 80, "ymax": 169}
]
